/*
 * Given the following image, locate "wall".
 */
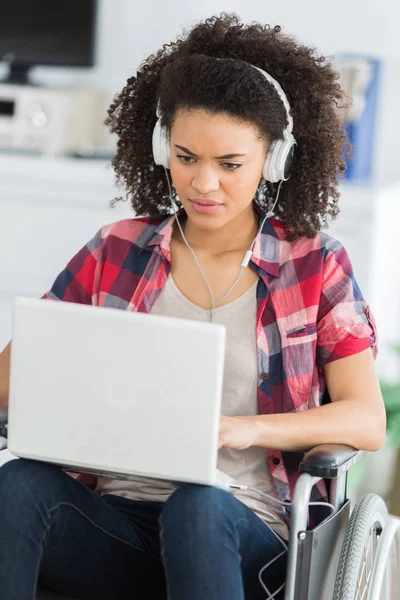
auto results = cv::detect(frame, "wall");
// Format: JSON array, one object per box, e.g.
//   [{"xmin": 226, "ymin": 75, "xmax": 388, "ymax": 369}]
[
  {"xmin": 0, "ymin": 155, "xmax": 131, "ymax": 350},
  {"xmin": 369, "ymin": 182, "xmax": 400, "ymax": 381},
  {"xmin": 0, "ymin": 0, "xmax": 399, "ymax": 358},
  {"xmin": 0, "ymin": 0, "xmax": 395, "ymax": 183},
  {"xmin": 1, "ymin": 0, "xmax": 399, "ymax": 182}
]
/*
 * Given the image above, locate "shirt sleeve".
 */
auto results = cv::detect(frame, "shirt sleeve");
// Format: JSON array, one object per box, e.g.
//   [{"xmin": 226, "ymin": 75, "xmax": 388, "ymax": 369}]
[
  {"xmin": 316, "ymin": 243, "xmax": 378, "ymax": 368},
  {"xmin": 41, "ymin": 230, "xmax": 104, "ymax": 489},
  {"xmin": 42, "ymin": 229, "xmax": 104, "ymax": 304}
]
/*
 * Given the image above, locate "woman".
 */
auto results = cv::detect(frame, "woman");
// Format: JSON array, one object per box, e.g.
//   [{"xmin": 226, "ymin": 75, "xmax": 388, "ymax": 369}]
[{"xmin": 0, "ymin": 13, "xmax": 385, "ymax": 600}]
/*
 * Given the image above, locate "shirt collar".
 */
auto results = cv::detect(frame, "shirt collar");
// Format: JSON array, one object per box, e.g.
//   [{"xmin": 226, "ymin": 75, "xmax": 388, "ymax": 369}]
[
  {"xmin": 143, "ymin": 201, "xmax": 281, "ymax": 277},
  {"xmin": 251, "ymin": 202, "xmax": 281, "ymax": 277}
]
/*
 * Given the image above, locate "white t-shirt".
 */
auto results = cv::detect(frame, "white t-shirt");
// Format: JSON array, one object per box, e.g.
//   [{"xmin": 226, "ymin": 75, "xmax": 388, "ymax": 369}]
[{"xmin": 96, "ymin": 274, "xmax": 289, "ymax": 540}]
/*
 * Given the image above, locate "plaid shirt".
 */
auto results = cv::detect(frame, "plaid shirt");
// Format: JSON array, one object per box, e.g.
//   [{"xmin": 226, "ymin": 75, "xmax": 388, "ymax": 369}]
[{"xmin": 44, "ymin": 203, "xmax": 377, "ymax": 528}]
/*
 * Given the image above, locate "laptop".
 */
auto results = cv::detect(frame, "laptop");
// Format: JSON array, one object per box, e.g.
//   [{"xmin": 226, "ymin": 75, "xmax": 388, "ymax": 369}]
[{"xmin": 7, "ymin": 297, "xmax": 228, "ymax": 488}]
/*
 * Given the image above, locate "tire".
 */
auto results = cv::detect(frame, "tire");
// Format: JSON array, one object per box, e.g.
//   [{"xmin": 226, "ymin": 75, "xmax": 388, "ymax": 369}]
[{"xmin": 333, "ymin": 493, "xmax": 388, "ymax": 600}]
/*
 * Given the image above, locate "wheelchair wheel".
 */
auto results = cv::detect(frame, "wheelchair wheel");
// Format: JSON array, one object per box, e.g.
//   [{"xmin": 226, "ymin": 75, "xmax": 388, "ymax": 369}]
[{"xmin": 333, "ymin": 493, "xmax": 388, "ymax": 600}]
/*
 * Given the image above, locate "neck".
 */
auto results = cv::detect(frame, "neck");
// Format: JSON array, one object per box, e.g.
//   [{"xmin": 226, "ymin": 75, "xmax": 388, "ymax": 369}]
[{"xmin": 176, "ymin": 204, "xmax": 260, "ymax": 256}]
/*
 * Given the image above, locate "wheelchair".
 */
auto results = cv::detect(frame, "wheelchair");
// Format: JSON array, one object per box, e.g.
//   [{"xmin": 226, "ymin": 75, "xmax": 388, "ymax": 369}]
[{"xmin": 1, "ymin": 420, "xmax": 399, "ymax": 600}]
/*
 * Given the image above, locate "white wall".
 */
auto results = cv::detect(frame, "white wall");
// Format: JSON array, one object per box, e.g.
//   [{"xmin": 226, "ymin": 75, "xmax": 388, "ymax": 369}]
[
  {"xmin": 1, "ymin": 0, "xmax": 399, "ymax": 182},
  {"xmin": 1, "ymin": 0, "xmax": 399, "ymax": 358},
  {"xmin": 0, "ymin": 155, "xmax": 131, "ymax": 350},
  {"xmin": 369, "ymin": 182, "xmax": 400, "ymax": 381}
]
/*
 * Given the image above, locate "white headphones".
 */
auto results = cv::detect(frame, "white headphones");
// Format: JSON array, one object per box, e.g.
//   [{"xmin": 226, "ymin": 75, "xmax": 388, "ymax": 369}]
[{"xmin": 152, "ymin": 63, "xmax": 297, "ymax": 183}]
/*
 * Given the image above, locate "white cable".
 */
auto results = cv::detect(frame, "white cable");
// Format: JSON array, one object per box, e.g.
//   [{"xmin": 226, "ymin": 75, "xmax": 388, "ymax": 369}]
[
  {"xmin": 229, "ymin": 482, "xmax": 336, "ymax": 599},
  {"xmin": 163, "ymin": 167, "xmax": 283, "ymax": 321},
  {"xmin": 164, "ymin": 167, "xmax": 217, "ymax": 316},
  {"xmin": 162, "ymin": 169, "xmax": 309, "ymax": 598},
  {"xmin": 230, "ymin": 483, "xmax": 336, "ymax": 516}
]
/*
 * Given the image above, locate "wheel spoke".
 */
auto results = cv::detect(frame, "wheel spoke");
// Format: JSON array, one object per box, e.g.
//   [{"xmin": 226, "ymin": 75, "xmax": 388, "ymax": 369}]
[{"xmin": 357, "ymin": 525, "xmax": 375, "ymax": 600}]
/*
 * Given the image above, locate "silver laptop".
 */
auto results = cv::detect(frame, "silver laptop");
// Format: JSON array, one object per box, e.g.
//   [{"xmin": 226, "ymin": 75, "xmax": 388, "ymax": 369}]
[{"xmin": 8, "ymin": 297, "xmax": 227, "ymax": 487}]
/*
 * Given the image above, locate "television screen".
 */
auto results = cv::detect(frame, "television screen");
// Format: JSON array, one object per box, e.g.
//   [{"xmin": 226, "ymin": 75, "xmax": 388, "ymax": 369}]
[{"xmin": 0, "ymin": 0, "xmax": 97, "ymax": 68}]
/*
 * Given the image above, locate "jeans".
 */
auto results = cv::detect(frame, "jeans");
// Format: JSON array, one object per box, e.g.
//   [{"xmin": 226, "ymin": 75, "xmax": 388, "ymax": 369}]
[{"xmin": 0, "ymin": 458, "xmax": 288, "ymax": 600}]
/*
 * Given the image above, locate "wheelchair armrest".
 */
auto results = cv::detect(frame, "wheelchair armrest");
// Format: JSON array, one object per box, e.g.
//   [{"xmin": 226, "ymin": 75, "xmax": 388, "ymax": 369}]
[{"xmin": 299, "ymin": 443, "xmax": 364, "ymax": 478}]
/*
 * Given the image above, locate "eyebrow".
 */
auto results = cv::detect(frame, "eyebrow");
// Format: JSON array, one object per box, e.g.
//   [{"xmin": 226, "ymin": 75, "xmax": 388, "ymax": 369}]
[{"xmin": 174, "ymin": 144, "xmax": 247, "ymax": 160}]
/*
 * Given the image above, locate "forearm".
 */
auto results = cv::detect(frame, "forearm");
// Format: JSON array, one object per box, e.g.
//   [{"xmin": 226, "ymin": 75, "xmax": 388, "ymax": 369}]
[
  {"xmin": 0, "ymin": 342, "xmax": 10, "ymax": 410},
  {"xmin": 0, "ymin": 393, "xmax": 8, "ymax": 410},
  {"xmin": 249, "ymin": 399, "xmax": 386, "ymax": 453}
]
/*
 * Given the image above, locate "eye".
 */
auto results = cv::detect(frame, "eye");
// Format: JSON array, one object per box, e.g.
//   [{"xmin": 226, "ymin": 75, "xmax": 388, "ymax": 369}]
[
  {"xmin": 175, "ymin": 155, "xmax": 242, "ymax": 171},
  {"xmin": 176, "ymin": 155, "xmax": 196, "ymax": 164},
  {"xmin": 222, "ymin": 162, "xmax": 242, "ymax": 171}
]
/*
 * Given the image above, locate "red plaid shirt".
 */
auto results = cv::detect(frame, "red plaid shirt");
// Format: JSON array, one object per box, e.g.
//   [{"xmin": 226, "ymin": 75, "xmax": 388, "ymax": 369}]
[{"xmin": 44, "ymin": 202, "xmax": 377, "ymax": 528}]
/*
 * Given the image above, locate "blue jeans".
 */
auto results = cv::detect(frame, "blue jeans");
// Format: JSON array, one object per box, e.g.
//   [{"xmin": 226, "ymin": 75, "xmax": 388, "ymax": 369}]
[{"xmin": 0, "ymin": 459, "xmax": 288, "ymax": 600}]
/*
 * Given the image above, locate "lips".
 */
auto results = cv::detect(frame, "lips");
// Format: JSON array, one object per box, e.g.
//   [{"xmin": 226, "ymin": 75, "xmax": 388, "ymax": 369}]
[
  {"xmin": 188, "ymin": 199, "xmax": 223, "ymax": 214},
  {"xmin": 189, "ymin": 199, "xmax": 222, "ymax": 206}
]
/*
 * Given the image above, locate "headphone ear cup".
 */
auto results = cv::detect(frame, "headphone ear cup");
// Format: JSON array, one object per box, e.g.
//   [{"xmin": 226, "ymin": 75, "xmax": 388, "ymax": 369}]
[
  {"xmin": 263, "ymin": 137, "xmax": 296, "ymax": 182},
  {"xmin": 152, "ymin": 118, "xmax": 170, "ymax": 168}
]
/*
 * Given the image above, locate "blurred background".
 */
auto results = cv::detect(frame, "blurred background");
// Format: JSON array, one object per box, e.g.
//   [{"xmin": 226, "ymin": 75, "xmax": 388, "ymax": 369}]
[{"xmin": 0, "ymin": 0, "xmax": 399, "ymax": 513}]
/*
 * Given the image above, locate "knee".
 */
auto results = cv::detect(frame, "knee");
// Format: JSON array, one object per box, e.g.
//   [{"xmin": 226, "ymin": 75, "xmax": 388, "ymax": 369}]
[
  {"xmin": 0, "ymin": 458, "xmax": 64, "ymax": 509},
  {"xmin": 161, "ymin": 483, "xmax": 235, "ymax": 528}
]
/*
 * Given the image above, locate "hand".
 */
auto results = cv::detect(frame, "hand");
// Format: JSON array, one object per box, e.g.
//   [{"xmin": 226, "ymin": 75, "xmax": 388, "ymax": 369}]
[{"xmin": 218, "ymin": 415, "xmax": 258, "ymax": 450}]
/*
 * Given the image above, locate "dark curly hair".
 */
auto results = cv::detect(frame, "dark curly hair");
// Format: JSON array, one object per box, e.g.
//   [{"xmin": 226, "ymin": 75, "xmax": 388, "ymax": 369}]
[{"xmin": 106, "ymin": 13, "xmax": 350, "ymax": 239}]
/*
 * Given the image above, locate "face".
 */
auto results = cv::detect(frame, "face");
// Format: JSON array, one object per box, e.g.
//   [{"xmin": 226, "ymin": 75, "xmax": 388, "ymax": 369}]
[{"xmin": 169, "ymin": 109, "xmax": 268, "ymax": 231}]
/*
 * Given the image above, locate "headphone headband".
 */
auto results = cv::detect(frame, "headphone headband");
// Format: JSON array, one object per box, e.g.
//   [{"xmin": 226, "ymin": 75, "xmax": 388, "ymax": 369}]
[{"xmin": 251, "ymin": 66, "xmax": 293, "ymax": 135}]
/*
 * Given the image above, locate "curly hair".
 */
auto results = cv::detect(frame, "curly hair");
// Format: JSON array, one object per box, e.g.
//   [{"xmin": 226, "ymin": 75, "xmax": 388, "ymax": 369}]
[{"xmin": 106, "ymin": 13, "xmax": 350, "ymax": 239}]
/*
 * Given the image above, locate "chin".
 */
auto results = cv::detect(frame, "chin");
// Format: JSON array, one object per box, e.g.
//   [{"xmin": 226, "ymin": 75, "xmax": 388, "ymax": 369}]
[
  {"xmin": 187, "ymin": 215, "xmax": 226, "ymax": 230},
  {"xmin": 183, "ymin": 207, "xmax": 227, "ymax": 229}
]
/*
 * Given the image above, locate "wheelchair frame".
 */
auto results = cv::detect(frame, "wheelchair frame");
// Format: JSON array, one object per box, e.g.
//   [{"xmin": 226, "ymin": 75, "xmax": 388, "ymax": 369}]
[{"xmin": 287, "ymin": 443, "xmax": 400, "ymax": 600}]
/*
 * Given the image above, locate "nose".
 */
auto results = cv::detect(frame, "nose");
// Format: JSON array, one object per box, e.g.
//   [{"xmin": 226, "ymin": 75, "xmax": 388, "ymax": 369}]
[{"xmin": 191, "ymin": 164, "xmax": 219, "ymax": 195}]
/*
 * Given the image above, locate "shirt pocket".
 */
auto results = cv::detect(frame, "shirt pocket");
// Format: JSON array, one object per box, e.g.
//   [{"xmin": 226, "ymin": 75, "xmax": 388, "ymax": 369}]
[
  {"xmin": 282, "ymin": 322, "xmax": 318, "ymax": 406},
  {"xmin": 286, "ymin": 322, "xmax": 317, "ymax": 341}
]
